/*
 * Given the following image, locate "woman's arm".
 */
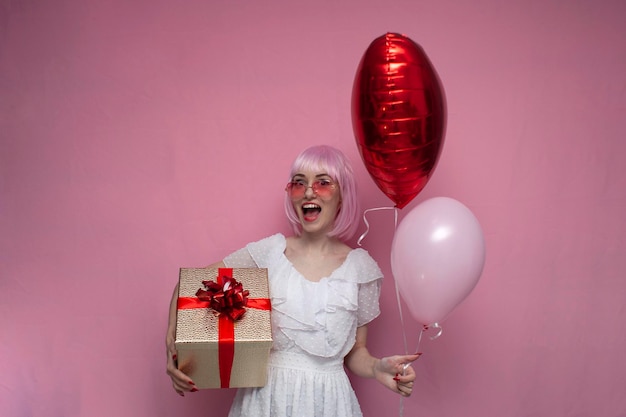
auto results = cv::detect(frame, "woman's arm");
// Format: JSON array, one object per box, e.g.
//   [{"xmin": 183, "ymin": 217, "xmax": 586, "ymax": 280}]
[
  {"xmin": 344, "ymin": 326, "xmax": 421, "ymax": 397},
  {"xmin": 165, "ymin": 261, "xmax": 225, "ymax": 396}
]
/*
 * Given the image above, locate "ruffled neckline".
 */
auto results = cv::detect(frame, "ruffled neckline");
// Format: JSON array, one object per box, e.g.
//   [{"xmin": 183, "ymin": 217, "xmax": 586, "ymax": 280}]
[
  {"xmin": 269, "ymin": 235, "xmax": 365, "ymax": 357},
  {"xmin": 279, "ymin": 246, "xmax": 359, "ymax": 285},
  {"xmin": 244, "ymin": 233, "xmax": 383, "ymax": 358}
]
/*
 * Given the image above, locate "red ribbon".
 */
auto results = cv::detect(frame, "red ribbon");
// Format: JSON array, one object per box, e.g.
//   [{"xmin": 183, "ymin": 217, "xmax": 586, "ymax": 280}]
[{"xmin": 177, "ymin": 268, "xmax": 271, "ymax": 388}]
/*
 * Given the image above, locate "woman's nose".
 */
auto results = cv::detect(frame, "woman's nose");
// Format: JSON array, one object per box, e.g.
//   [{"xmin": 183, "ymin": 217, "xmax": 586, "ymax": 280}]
[{"xmin": 304, "ymin": 184, "xmax": 316, "ymax": 198}]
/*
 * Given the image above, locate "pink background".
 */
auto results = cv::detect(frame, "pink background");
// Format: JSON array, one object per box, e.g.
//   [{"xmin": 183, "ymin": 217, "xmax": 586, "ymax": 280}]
[{"xmin": 2, "ymin": 1, "xmax": 625, "ymax": 416}]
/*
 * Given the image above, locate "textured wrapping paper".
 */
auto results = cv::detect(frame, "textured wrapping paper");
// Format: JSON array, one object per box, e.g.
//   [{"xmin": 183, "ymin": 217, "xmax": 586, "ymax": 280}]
[{"xmin": 175, "ymin": 267, "xmax": 272, "ymax": 389}]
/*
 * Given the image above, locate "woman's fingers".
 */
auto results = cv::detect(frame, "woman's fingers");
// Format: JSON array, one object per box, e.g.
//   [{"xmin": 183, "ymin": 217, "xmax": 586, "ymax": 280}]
[
  {"xmin": 376, "ymin": 354, "xmax": 423, "ymax": 396},
  {"xmin": 169, "ymin": 371, "xmax": 198, "ymax": 394},
  {"xmin": 395, "ymin": 377, "xmax": 414, "ymax": 396},
  {"xmin": 166, "ymin": 350, "xmax": 198, "ymax": 395},
  {"xmin": 392, "ymin": 353, "xmax": 422, "ymax": 396}
]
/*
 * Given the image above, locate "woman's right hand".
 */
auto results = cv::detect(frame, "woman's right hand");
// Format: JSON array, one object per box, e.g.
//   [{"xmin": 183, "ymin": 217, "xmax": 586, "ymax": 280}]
[
  {"xmin": 166, "ymin": 282, "xmax": 198, "ymax": 396},
  {"xmin": 166, "ymin": 337, "xmax": 198, "ymax": 396}
]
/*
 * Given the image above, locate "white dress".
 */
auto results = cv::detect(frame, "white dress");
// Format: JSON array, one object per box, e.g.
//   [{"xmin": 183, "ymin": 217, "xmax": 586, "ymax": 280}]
[{"xmin": 223, "ymin": 234, "xmax": 383, "ymax": 417}]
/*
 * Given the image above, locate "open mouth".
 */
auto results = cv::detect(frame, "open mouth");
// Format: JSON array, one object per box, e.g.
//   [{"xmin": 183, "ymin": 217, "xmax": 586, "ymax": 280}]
[{"xmin": 302, "ymin": 203, "xmax": 321, "ymax": 222}]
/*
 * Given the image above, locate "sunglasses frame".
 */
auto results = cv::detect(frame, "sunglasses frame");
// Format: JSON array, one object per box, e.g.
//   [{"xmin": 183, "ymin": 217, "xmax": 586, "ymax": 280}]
[{"xmin": 285, "ymin": 178, "xmax": 337, "ymax": 199}]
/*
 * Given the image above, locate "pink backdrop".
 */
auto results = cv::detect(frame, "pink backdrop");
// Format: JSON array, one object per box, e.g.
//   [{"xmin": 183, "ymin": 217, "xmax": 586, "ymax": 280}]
[{"xmin": 2, "ymin": 1, "xmax": 625, "ymax": 416}]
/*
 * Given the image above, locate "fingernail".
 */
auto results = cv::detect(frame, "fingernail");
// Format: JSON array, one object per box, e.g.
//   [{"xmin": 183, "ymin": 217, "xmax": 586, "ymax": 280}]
[
  {"xmin": 188, "ymin": 381, "xmax": 195, "ymax": 386},
  {"xmin": 393, "ymin": 377, "xmax": 400, "ymax": 381},
  {"xmin": 173, "ymin": 354, "xmax": 177, "ymax": 361},
  {"xmin": 414, "ymin": 352, "xmax": 423, "ymax": 356},
  {"xmin": 191, "ymin": 388, "xmax": 198, "ymax": 392}
]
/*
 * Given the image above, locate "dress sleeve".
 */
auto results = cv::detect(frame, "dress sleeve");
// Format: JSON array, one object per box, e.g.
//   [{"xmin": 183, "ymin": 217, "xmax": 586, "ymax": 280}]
[
  {"xmin": 223, "ymin": 247, "xmax": 258, "ymax": 268},
  {"xmin": 245, "ymin": 233, "xmax": 285, "ymax": 268},
  {"xmin": 352, "ymin": 249, "xmax": 383, "ymax": 326},
  {"xmin": 222, "ymin": 233, "xmax": 285, "ymax": 268},
  {"xmin": 357, "ymin": 279, "xmax": 382, "ymax": 326}
]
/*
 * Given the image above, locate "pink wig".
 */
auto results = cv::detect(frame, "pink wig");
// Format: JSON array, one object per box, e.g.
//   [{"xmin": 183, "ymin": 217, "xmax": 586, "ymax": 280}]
[{"xmin": 283, "ymin": 145, "xmax": 360, "ymax": 241}]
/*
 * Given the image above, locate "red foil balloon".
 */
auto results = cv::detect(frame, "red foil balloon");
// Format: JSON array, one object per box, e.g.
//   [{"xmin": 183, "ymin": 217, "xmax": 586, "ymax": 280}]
[{"xmin": 352, "ymin": 33, "xmax": 446, "ymax": 209}]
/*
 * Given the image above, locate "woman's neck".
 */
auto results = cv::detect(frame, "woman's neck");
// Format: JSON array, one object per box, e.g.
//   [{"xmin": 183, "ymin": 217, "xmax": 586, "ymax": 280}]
[
  {"xmin": 291, "ymin": 232, "xmax": 347, "ymax": 255},
  {"xmin": 285, "ymin": 233, "xmax": 351, "ymax": 282}
]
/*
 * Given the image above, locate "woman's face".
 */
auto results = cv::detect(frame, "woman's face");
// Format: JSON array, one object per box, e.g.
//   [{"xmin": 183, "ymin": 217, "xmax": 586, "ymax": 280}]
[{"xmin": 286, "ymin": 169, "xmax": 341, "ymax": 236}]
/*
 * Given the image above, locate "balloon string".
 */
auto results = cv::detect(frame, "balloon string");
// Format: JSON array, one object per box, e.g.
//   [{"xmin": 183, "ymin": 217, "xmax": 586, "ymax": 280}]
[
  {"xmin": 359, "ymin": 206, "xmax": 418, "ymax": 417},
  {"xmin": 357, "ymin": 207, "xmax": 407, "ymax": 349},
  {"xmin": 428, "ymin": 323, "xmax": 443, "ymax": 340},
  {"xmin": 357, "ymin": 206, "xmax": 397, "ymax": 247},
  {"xmin": 391, "ymin": 227, "xmax": 409, "ymax": 356},
  {"xmin": 398, "ymin": 323, "xmax": 443, "ymax": 417},
  {"xmin": 357, "ymin": 206, "xmax": 404, "ymax": 350},
  {"xmin": 411, "ymin": 323, "xmax": 443, "ymax": 353},
  {"xmin": 357, "ymin": 206, "xmax": 406, "ymax": 351},
  {"xmin": 377, "ymin": 205, "xmax": 409, "ymax": 417}
]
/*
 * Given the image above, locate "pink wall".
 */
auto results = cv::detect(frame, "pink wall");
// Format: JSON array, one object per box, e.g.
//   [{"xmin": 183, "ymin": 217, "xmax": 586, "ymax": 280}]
[{"xmin": 2, "ymin": 1, "xmax": 625, "ymax": 416}]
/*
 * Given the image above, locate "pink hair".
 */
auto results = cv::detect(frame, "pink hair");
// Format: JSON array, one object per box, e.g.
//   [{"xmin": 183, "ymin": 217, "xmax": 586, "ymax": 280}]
[{"xmin": 283, "ymin": 145, "xmax": 360, "ymax": 241}]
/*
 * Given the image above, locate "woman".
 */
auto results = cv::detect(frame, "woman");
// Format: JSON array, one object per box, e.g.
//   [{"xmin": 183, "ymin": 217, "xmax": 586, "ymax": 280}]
[{"xmin": 166, "ymin": 145, "xmax": 420, "ymax": 416}]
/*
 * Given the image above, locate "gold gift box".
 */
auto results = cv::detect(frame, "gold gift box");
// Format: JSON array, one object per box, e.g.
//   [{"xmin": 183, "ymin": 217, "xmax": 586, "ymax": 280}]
[{"xmin": 175, "ymin": 267, "xmax": 272, "ymax": 389}]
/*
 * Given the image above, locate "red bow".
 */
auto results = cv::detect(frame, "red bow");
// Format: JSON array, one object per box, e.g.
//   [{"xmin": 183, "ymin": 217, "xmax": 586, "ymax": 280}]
[{"xmin": 195, "ymin": 275, "xmax": 250, "ymax": 321}]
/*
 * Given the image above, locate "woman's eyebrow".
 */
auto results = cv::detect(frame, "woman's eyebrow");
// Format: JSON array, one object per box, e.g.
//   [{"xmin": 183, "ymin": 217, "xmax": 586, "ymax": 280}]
[{"xmin": 292, "ymin": 173, "xmax": 332, "ymax": 179}]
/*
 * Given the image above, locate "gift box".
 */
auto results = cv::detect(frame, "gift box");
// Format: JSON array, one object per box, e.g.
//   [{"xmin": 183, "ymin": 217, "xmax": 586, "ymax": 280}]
[{"xmin": 175, "ymin": 267, "xmax": 272, "ymax": 389}]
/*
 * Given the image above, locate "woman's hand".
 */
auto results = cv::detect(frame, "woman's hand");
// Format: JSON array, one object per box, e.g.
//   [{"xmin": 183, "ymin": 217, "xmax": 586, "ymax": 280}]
[
  {"xmin": 165, "ymin": 337, "xmax": 198, "ymax": 396},
  {"xmin": 344, "ymin": 326, "xmax": 422, "ymax": 397},
  {"xmin": 374, "ymin": 353, "xmax": 422, "ymax": 397},
  {"xmin": 165, "ymin": 280, "xmax": 198, "ymax": 396}
]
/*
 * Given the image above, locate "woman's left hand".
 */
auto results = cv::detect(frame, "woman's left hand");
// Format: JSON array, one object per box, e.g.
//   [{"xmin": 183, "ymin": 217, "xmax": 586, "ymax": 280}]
[{"xmin": 374, "ymin": 353, "xmax": 422, "ymax": 397}]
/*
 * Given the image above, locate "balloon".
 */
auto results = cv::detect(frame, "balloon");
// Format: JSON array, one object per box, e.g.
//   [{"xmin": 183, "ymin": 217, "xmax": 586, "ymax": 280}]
[
  {"xmin": 390, "ymin": 197, "xmax": 485, "ymax": 325},
  {"xmin": 352, "ymin": 33, "xmax": 446, "ymax": 209}
]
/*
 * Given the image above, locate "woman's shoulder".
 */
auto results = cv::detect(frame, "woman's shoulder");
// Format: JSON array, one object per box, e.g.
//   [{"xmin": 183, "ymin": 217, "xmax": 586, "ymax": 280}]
[
  {"xmin": 345, "ymin": 247, "xmax": 383, "ymax": 283},
  {"xmin": 250, "ymin": 233, "xmax": 286, "ymax": 247},
  {"xmin": 245, "ymin": 233, "xmax": 286, "ymax": 265},
  {"xmin": 346, "ymin": 244, "xmax": 375, "ymax": 261}
]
